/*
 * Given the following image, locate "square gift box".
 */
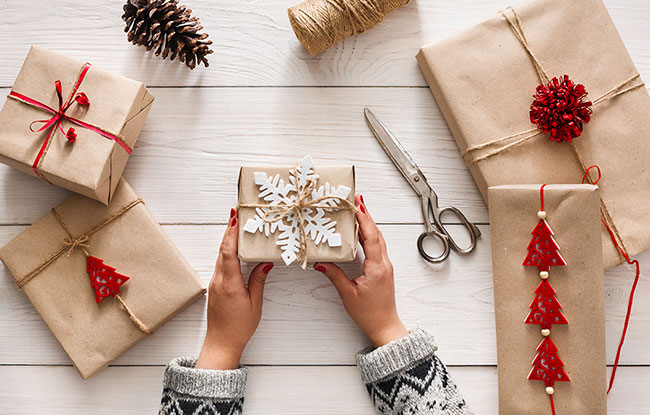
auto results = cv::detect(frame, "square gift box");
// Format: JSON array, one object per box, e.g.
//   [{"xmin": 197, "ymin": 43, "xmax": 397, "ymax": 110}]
[
  {"xmin": 417, "ymin": 0, "xmax": 650, "ymax": 268},
  {"xmin": 0, "ymin": 46, "xmax": 154, "ymax": 204},
  {"xmin": 238, "ymin": 155, "xmax": 357, "ymax": 267},
  {"xmin": 0, "ymin": 179, "xmax": 205, "ymax": 379}
]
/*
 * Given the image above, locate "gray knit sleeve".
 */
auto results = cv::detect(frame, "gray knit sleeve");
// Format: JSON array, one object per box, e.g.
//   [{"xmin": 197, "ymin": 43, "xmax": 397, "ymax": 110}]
[
  {"xmin": 356, "ymin": 328, "xmax": 472, "ymax": 415},
  {"xmin": 159, "ymin": 357, "xmax": 247, "ymax": 415}
]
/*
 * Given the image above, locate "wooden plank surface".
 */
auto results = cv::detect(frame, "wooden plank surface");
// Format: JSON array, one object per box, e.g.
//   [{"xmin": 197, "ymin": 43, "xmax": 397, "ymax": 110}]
[{"xmin": 0, "ymin": 0, "xmax": 649, "ymax": 413}]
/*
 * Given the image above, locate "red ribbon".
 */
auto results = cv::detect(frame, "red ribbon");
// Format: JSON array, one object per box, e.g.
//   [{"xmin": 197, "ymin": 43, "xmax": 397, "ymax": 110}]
[{"xmin": 9, "ymin": 63, "xmax": 132, "ymax": 178}]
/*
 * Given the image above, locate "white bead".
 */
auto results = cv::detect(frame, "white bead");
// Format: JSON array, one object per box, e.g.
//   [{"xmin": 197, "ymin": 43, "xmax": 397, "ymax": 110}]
[
  {"xmin": 541, "ymin": 329, "xmax": 551, "ymax": 337},
  {"xmin": 537, "ymin": 210, "xmax": 547, "ymax": 219},
  {"xmin": 546, "ymin": 386, "xmax": 555, "ymax": 395},
  {"xmin": 540, "ymin": 271, "xmax": 549, "ymax": 279}
]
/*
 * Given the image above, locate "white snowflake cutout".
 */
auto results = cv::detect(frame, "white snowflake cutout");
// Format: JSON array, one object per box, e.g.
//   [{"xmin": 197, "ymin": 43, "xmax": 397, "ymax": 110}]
[{"xmin": 243, "ymin": 155, "xmax": 351, "ymax": 266}]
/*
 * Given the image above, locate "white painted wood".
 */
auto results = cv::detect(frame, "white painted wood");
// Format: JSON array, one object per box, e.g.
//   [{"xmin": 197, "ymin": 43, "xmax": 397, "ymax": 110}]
[
  {"xmin": 0, "ymin": 1, "xmax": 647, "ymax": 87},
  {"xmin": 1, "ymin": 0, "xmax": 649, "ymax": 413},
  {"xmin": 0, "ymin": 365, "xmax": 647, "ymax": 414},
  {"xmin": 1, "ymin": 224, "xmax": 648, "ymax": 366}
]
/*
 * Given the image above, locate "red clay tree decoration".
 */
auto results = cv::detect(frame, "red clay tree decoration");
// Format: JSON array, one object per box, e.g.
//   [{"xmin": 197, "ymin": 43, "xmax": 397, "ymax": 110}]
[
  {"xmin": 86, "ymin": 256, "xmax": 130, "ymax": 303},
  {"xmin": 522, "ymin": 185, "xmax": 570, "ymax": 415}
]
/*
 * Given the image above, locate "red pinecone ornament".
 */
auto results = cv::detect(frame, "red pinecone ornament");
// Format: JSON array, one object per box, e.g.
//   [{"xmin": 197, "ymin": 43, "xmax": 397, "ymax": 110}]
[{"xmin": 530, "ymin": 75, "xmax": 593, "ymax": 142}]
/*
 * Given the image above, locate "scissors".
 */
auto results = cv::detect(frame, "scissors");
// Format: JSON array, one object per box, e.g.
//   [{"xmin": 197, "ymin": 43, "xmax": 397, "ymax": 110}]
[{"xmin": 364, "ymin": 108, "xmax": 481, "ymax": 263}]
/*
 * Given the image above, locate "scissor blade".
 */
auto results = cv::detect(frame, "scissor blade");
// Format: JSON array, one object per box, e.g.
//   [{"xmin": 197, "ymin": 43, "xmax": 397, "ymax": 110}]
[{"xmin": 364, "ymin": 108, "xmax": 428, "ymax": 196}]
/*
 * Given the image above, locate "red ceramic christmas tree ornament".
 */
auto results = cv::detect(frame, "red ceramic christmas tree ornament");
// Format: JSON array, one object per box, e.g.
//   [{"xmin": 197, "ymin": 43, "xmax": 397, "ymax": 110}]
[{"xmin": 86, "ymin": 256, "xmax": 130, "ymax": 303}]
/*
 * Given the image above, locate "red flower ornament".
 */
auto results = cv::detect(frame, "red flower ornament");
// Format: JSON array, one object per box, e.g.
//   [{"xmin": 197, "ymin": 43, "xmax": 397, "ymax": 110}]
[{"xmin": 530, "ymin": 75, "xmax": 592, "ymax": 143}]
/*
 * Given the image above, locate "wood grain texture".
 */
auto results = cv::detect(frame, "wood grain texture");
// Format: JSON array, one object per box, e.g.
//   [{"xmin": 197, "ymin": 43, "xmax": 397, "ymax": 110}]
[
  {"xmin": 1, "ymin": 224, "xmax": 648, "ymax": 366},
  {"xmin": 0, "ymin": 1, "xmax": 647, "ymax": 87},
  {"xmin": 0, "ymin": 365, "xmax": 646, "ymax": 415}
]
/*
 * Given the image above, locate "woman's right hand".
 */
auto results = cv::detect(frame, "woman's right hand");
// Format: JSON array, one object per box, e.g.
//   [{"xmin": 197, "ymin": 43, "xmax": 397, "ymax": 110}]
[{"xmin": 315, "ymin": 195, "xmax": 408, "ymax": 348}]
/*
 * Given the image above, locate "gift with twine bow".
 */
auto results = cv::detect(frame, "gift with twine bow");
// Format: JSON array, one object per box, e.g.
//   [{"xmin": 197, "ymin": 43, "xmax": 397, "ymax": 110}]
[
  {"xmin": 417, "ymin": 0, "xmax": 650, "ymax": 269},
  {"xmin": 0, "ymin": 179, "xmax": 205, "ymax": 379},
  {"xmin": 0, "ymin": 46, "xmax": 154, "ymax": 205},
  {"xmin": 237, "ymin": 157, "xmax": 358, "ymax": 268}
]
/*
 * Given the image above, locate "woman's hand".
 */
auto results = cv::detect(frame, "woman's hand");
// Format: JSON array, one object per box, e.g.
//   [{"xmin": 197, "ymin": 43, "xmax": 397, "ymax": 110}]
[
  {"xmin": 315, "ymin": 195, "xmax": 408, "ymax": 348},
  {"xmin": 196, "ymin": 208, "xmax": 274, "ymax": 370}
]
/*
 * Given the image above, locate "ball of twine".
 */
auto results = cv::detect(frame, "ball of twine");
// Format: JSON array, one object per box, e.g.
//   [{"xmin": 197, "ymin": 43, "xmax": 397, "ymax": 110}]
[{"xmin": 288, "ymin": 0, "xmax": 410, "ymax": 56}]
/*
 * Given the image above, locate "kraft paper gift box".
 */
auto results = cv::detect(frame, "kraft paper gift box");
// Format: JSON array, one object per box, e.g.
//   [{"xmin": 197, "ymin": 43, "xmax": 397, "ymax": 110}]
[
  {"xmin": 0, "ymin": 46, "xmax": 154, "ymax": 204},
  {"xmin": 416, "ymin": 0, "xmax": 650, "ymax": 268},
  {"xmin": 0, "ymin": 179, "xmax": 205, "ymax": 379},
  {"xmin": 238, "ymin": 156, "xmax": 357, "ymax": 266},
  {"xmin": 488, "ymin": 185, "xmax": 606, "ymax": 415}
]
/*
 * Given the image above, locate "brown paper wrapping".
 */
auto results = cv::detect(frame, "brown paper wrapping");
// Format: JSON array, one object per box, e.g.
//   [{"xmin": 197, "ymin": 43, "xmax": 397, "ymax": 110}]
[
  {"xmin": 238, "ymin": 165, "xmax": 357, "ymax": 264},
  {"xmin": 0, "ymin": 179, "xmax": 205, "ymax": 379},
  {"xmin": 0, "ymin": 46, "xmax": 154, "ymax": 204},
  {"xmin": 416, "ymin": 0, "xmax": 650, "ymax": 268},
  {"xmin": 488, "ymin": 185, "xmax": 606, "ymax": 415}
]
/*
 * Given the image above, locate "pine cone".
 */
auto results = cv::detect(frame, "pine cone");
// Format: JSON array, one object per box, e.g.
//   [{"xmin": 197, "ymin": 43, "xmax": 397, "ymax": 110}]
[{"xmin": 122, "ymin": 0, "xmax": 213, "ymax": 69}]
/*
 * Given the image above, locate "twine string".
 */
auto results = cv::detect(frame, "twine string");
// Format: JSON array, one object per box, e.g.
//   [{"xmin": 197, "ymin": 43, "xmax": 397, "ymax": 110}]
[
  {"xmin": 288, "ymin": 0, "xmax": 409, "ymax": 56},
  {"xmin": 239, "ymin": 165, "xmax": 357, "ymax": 269},
  {"xmin": 14, "ymin": 198, "xmax": 151, "ymax": 335}
]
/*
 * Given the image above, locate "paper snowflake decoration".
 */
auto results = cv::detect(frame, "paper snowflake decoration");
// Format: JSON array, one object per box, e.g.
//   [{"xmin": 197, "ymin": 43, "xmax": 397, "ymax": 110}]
[{"xmin": 243, "ymin": 155, "xmax": 351, "ymax": 266}]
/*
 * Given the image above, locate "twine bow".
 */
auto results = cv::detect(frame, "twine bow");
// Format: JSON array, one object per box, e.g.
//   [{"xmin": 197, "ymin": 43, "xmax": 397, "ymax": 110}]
[
  {"xmin": 14, "ymin": 198, "xmax": 151, "ymax": 335},
  {"xmin": 239, "ymin": 165, "xmax": 357, "ymax": 269},
  {"xmin": 8, "ymin": 62, "xmax": 133, "ymax": 181}
]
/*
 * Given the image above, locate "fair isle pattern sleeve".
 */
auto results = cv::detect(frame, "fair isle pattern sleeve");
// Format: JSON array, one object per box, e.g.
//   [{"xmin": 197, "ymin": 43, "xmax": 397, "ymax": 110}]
[
  {"xmin": 159, "ymin": 357, "xmax": 246, "ymax": 415},
  {"xmin": 356, "ymin": 329, "xmax": 472, "ymax": 415}
]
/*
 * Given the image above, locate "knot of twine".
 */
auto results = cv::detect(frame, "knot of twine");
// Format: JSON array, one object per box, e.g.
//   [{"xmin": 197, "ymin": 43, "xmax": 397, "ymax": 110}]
[
  {"xmin": 288, "ymin": 0, "xmax": 410, "ymax": 55},
  {"xmin": 239, "ymin": 165, "xmax": 357, "ymax": 269},
  {"xmin": 14, "ymin": 198, "xmax": 151, "ymax": 335}
]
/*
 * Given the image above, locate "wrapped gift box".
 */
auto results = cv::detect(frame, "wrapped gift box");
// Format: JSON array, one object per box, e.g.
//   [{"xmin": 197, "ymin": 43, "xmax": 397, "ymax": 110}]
[
  {"xmin": 0, "ymin": 46, "xmax": 154, "ymax": 204},
  {"xmin": 0, "ymin": 179, "xmax": 205, "ymax": 379},
  {"xmin": 489, "ymin": 184, "xmax": 606, "ymax": 415},
  {"xmin": 238, "ymin": 155, "xmax": 357, "ymax": 266},
  {"xmin": 416, "ymin": 0, "xmax": 650, "ymax": 268}
]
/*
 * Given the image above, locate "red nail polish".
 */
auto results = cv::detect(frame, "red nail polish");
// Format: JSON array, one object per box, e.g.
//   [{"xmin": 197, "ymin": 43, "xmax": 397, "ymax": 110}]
[
  {"xmin": 359, "ymin": 204, "xmax": 366, "ymax": 214},
  {"xmin": 314, "ymin": 264, "xmax": 326, "ymax": 273},
  {"xmin": 230, "ymin": 208, "xmax": 236, "ymax": 219},
  {"xmin": 263, "ymin": 263, "xmax": 274, "ymax": 274},
  {"xmin": 360, "ymin": 195, "xmax": 365, "ymax": 204},
  {"xmin": 231, "ymin": 217, "xmax": 238, "ymax": 227}
]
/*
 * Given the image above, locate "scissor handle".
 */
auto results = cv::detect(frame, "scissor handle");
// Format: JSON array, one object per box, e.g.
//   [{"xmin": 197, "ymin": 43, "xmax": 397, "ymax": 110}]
[
  {"xmin": 417, "ymin": 230, "xmax": 451, "ymax": 263},
  {"xmin": 437, "ymin": 206, "xmax": 481, "ymax": 254}
]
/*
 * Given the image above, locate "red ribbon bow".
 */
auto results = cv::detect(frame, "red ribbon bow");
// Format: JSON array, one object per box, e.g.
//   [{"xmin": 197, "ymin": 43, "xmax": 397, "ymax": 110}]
[{"xmin": 8, "ymin": 63, "xmax": 132, "ymax": 178}]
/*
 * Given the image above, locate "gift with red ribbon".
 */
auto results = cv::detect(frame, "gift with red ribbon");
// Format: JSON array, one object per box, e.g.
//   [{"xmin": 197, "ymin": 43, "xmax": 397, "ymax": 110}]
[{"xmin": 0, "ymin": 46, "xmax": 154, "ymax": 204}]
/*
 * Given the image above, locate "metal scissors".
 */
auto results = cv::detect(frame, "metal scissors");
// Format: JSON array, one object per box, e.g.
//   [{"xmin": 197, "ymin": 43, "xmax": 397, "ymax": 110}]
[{"xmin": 364, "ymin": 108, "xmax": 481, "ymax": 263}]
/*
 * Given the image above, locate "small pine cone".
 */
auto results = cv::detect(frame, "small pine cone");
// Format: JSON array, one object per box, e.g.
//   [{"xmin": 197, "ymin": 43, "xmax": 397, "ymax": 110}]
[{"xmin": 122, "ymin": 0, "xmax": 213, "ymax": 69}]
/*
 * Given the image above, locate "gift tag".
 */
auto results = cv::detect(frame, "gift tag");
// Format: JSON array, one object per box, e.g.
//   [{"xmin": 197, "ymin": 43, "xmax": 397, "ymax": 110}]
[{"xmin": 86, "ymin": 256, "xmax": 130, "ymax": 303}]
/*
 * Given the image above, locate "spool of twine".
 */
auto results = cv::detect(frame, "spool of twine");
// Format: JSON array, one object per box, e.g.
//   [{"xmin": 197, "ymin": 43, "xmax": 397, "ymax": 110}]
[{"xmin": 288, "ymin": 0, "xmax": 410, "ymax": 56}]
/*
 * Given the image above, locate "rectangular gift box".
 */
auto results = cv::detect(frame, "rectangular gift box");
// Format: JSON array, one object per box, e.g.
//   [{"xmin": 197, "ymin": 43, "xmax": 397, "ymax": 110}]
[
  {"xmin": 238, "ymin": 158, "xmax": 357, "ymax": 265},
  {"xmin": 488, "ymin": 184, "xmax": 606, "ymax": 415},
  {"xmin": 416, "ymin": 0, "xmax": 650, "ymax": 268},
  {"xmin": 0, "ymin": 179, "xmax": 205, "ymax": 379},
  {"xmin": 0, "ymin": 46, "xmax": 154, "ymax": 204}
]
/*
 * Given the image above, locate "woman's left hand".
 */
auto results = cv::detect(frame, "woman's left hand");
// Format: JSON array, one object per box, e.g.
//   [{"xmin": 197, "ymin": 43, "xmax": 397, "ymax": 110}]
[{"xmin": 196, "ymin": 208, "xmax": 274, "ymax": 370}]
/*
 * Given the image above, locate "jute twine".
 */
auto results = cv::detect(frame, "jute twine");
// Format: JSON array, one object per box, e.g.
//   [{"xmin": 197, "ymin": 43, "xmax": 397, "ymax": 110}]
[
  {"xmin": 239, "ymin": 165, "xmax": 357, "ymax": 269},
  {"xmin": 462, "ymin": 6, "xmax": 646, "ymax": 260},
  {"xmin": 288, "ymin": 0, "xmax": 410, "ymax": 56},
  {"xmin": 15, "ymin": 198, "xmax": 152, "ymax": 335}
]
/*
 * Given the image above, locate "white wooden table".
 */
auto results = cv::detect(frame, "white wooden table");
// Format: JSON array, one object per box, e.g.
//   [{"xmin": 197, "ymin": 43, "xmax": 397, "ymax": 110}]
[{"xmin": 0, "ymin": 1, "xmax": 649, "ymax": 413}]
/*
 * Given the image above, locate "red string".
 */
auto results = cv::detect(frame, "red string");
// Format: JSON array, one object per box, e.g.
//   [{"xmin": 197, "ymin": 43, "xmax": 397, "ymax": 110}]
[
  {"xmin": 601, "ymin": 218, "xmax": 640, "ymax": 394},
  {"xmin": 582, "ymin": 164, "xmax": 639, "ymax": 394},
  {"xmin": 540, "ymin": 183, "xmax": 547, "ymax": 211},
  {"xmin": 549, "ymin": 394, "xmax": 556, "ymax": 415}
]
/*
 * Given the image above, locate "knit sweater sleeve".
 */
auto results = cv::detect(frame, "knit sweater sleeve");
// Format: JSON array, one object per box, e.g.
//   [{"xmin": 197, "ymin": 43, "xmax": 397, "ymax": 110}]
[
  {"xmin": 356, "ymin": 328, "xmax": 472, "ymax": 415},
  {"xmin": 159, "ymin": 357, "xmax": 247, "ymax": 415}
]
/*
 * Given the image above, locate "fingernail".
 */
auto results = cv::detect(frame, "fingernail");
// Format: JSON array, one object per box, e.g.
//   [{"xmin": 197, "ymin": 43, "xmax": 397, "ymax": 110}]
[
  {"xmin": 359, "ymin": 204, "xmax": 366, "ymax": 214},
  {"xmin": 230, "ymin": 208, "xmax": 236, "ymax": 219},
  {"xmin": 263, "ymin": 263, "xmax": 274, "ymax": 274},
  {"xmin": 314, "ymin": 264, "xmax": 326, "ymax": 273},
  {"xmin": 360, "ymin": 195, "xmax": 365, "ymax": 204},
  {"xmin": 231, "ymin": 217, "xmax": 238, "ymax": 227}
]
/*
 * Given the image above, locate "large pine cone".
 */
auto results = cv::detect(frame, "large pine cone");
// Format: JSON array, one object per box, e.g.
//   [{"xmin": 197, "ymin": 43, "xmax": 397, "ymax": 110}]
[{"xmin": 122, "ymin": 0, "xmax": 213, "ymax": 69}]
